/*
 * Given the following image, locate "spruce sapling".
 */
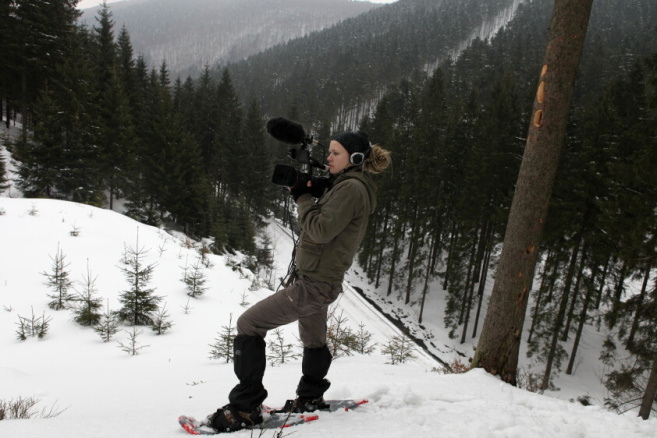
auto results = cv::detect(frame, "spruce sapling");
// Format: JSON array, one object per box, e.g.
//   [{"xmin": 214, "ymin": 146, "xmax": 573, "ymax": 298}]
[
  {"xmin": 381, "ymin": 335, "xmax": 416, "ymax": 365},
  {"xmin": 354, "ymin": 322, "xmax": 377, "ymax": 355},
  {"xmin": 326, "ymin": 310, "xmax": 357, "ymax": 358},
  {"xmin": 151, "ymin": 302, "xmax": 173, "ymax": 335},
  {"xmin": 267, "ymin": 329, "xmax": 300, "ymax": 366},
  {"xmin": 42, "ymin": 244, "xmax": 74, "ymax": 310},
  {"xmin": 72, "ymin": 260, "xmax": 103, "ymax": 326},
  {"xmin": 117, "ymin": 327, "xmax": 150, "ymax": 356},
  {"xmin": 95, "ymin": 299, "xmax": 119, "ymax": 342},
  {"xmin": 209, "ymin": 314, "xmax": 236, "ymax": 363},
  {"xmin": 181, "ymin": 257, "xmax": 207, "ymax": 298},
  {"xmin": 116, "ymin": 231, "xmax": 161, "ymax": 325}
]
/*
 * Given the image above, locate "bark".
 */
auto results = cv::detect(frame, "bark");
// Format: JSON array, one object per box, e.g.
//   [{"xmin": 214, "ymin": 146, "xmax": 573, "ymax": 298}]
[
  {"xmin": 627, "ymin": 265, "xmax": 650, "ymax": 347},
  {"xmin": 542, "ymin": 240, "xmax": 582, "ymax": 390},
  {"xmin": 472, "ymin": 231, "xmax": 493, "ymax": 339},
  {"xmin": 638, "ymin": 358, "xmax": 657, "ymax": 420},
  {"xmin": 528, "ymin": 250, "xmax": 558, "ymax": 344},
  {"xmin": 419, "ymin": 231, "xmax": 437, "ymax": 324},
  {"xmin": 565, "ymin": 263, "xmax": 596, "ymax": 375},
  {"xmin": 562, "ymin": 243, "xmax": 588, "ymax": 341},
  {"xmin": 471, "ymin": 0, "xmax": 594, "ymax": 385}
]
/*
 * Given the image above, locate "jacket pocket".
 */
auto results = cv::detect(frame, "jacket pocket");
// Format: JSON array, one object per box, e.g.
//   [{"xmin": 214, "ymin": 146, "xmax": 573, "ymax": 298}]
[{"xmin": 296, "ymin": 238, "xmax": 323, "ymax": 273}]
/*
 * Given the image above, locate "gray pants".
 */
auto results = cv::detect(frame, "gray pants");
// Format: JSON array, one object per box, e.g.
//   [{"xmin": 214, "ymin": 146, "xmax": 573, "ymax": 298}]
[{"xmin": 236, "ymin": 276, "xmax": 343, "ymax": 348}]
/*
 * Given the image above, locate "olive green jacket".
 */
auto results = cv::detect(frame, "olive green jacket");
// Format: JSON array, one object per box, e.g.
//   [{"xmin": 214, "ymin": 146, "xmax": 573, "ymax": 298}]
[{"xmin": 295, "ymin": 170, "xmax": 377, "ymax": 283}]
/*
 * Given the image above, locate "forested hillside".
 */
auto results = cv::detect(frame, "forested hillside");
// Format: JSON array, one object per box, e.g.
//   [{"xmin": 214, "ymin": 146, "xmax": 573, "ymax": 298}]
[
  {"xmin": 80, "ymin": 0, "xmax": 381, "ymax": 78},
  {"xmin": 228, "ymin": 0, "xmax": 526, "ymax": 129},
  {"xmin": 2, "ymin": 0, "xmax": 657, "ymax": 418},
  {"xmin": 344, "ymin": 0, "xmax": 657, "ymax": 415}
]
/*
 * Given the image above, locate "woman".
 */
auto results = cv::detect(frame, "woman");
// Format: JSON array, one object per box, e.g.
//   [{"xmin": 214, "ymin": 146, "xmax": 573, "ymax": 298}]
[{"xmin": 207, "ymin": 130, "xmax": 391, "ymax": 433}]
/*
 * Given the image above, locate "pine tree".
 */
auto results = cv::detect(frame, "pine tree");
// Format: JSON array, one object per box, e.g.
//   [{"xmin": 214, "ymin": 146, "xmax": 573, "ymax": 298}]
[
  {"xmin": 95, "ymin": 299, "xmax": 119, "ymax": 342},
  {"xmin": 354, "ymin": 322, "xmax": 376, "ymax": 355},
  {"xmin": 151, "ymin": 302, "xmax": 173, "ymax": 335},
  {"xmin": 381, "ymin": 335, "xmax": 415, "ymax": 365},
  {"xmin": 42, "ymin": 244, "xmax": 74, "ymax": 310},
  {"xmin": 117, "ymin": 327, "xmax": 149, "ymax": 356},
  {"xmin": 240, "ymin": 98, "xmax": 272, "ymax": 219},
  {"xmin": 209, "ymin": 314, "xmax": 236, "ymax": 363},
  {"xmin": 214, "ymin": 68, "xmax": 243, "ymax": 200},
  {"xmin": 72, "ymin": 261, "xmax": 103, "ymax": 326},
  {"xmin": 116, "ymin": 232, "xmax": 161, "ymax": 326},
  {"xmin": 326, "ymin": 311, "xmax": 357, "ymax": 359},
  {"xmin": 473, "ymin": 0, "xmax": 594, "ymax": 385},
  {"xmin": 15, "ymin": 89, "xmax": 64, "ymax": 198},
  {"xmin": 267, "ymin": 329, "xmax": 300, "ymax": 366},
  {"xmin": 181, "ymin": 257, "xmax": 207, "ymax": 298}
]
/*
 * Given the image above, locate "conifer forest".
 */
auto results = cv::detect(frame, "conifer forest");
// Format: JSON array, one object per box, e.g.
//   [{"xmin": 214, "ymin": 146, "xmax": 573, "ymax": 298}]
[{"xmin": 1, "ymin": 0, "xmax": 657, "ymax": 418}]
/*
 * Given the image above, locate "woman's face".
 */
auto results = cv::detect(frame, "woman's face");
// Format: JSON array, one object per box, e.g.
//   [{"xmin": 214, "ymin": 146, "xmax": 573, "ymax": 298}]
[{"xmin": 327, "ymin": 140, "xmax": 351, "ymax": 174}]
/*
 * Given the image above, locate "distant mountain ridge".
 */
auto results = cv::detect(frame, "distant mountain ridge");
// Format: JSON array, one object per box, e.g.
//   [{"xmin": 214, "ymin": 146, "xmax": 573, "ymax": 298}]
[{"xmin": 80, "ymin": 0, "xmax": 381, "ymax": 78}]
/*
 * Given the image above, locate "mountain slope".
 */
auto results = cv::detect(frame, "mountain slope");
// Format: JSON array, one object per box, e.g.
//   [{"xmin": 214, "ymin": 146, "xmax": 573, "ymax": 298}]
[
  {"xmin": 225, "ymin": 0, "xmax": 657, "ymax": 128},
  {"xmin": 0, "ymin": 197, "xmax": 656, "ymax": 436},
  {"xmin": 80, "ymin": 0, "xmax": 381, "ymax": 78}
]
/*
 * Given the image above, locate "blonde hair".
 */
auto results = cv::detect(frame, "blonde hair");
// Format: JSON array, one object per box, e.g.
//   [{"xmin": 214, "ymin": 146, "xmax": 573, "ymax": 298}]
[{"xmin": 363, "ymin": 144, "xmax": 391, "ymax": 174}]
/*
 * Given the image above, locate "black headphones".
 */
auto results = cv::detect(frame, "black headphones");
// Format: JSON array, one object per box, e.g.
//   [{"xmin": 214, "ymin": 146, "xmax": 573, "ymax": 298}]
[{"xmin": 350, "ymin": 147, "xmax": 371, "ymax": 166}]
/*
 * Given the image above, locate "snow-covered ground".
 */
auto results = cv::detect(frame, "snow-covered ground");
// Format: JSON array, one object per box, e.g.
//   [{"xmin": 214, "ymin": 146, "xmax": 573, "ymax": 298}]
[{"xmin": 0, "ymin": 193, "xmax": 655, "ymax": 436}]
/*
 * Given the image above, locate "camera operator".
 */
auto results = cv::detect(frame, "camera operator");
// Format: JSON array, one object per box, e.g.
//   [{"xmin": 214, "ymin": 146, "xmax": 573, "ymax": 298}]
[{"xmin": 206, "ymin": 130, "xmax": 391, "ymax": 433}]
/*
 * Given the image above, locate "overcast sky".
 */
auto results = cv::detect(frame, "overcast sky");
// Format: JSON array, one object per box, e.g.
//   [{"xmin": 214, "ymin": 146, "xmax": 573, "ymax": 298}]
[{"xmin": 77, "ymin": 0, "xmax": 398, "ymax": 11}]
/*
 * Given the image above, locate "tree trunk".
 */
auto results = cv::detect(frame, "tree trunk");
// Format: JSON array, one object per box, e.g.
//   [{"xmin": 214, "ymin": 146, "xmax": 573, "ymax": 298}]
[
  {"xmin": 418, "ymin": 233, "xmax": 436, "ymax": 324},
  {"xmin": 386, "ymin": 221, "xmax": 403, "ymax": 297},
  {"xmin": 472, "ymin": 231, "xmax": 493, "ymax": 339},
  {"xmin": 528, "ymin": 250, "xmax": 557, "ymax": 344},
  {"xmin": 405, "ymin": 204, "xmax": 421, "ymax": 304},
  {"xmin": 443, "ymin": 223, "xmax": 459, "ymax": 290},
  {"xmin": 639, "ymin": 358, "xmax": 657, "ymax": 420},
  {"xmin": 627, "ymin": 264, "xmax": 650, "ymax": 347},
  {"xmin": 562, "ymin": 243, "xmax": 588, "ymax": 341},
  {"xmin": 374, "ymin": 211, "xmax": 390, "ymax": 288},
  {"xmin": 565, "ymin": 262, "xmax": 596, "ymax": 375},
  {"xmin": 542, "ymin": 240, "xmax": 582, "ymax": 390},
  {"xmin": 471, "ymin": 0, "xmax": 593, "ymax": 385},
  {"xmin": 458, "ymin": 235, "xmax": 478, "ymax": 325},
  {"xmin": 594, "ymin": 256, "xmax": 610, "ymax": 310}
]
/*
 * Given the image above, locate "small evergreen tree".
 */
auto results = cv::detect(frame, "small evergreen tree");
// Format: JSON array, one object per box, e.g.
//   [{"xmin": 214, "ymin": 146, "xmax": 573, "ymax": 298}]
[
  {"xmin": 209, "ymin": 314, "xmax": 236, "ymax": 363},
  {"xmin": 15, "ymin": 307, "xmax": 52, "ymax": 340},
  {"xmin": 267, "ymin": 329, "xmax": 300, "ymax": 366},
  {"xmin": 117, "ymin": 327, "xmax": 149, "ymax": 356},
  {"xmin": 116, "ymin": 232, "xmax": 161, "ymax": 325},
  {"xmin": 151, "ymin": 302, "xmax": 173, "ymax": 335},
  {"xmin": 95, "ymin": 299, "xmax": 119, "ymax": 342},
  {"xmin": 42, "ymin": 244, "xmax": 74, "ymax": 310},
  {"xmin": 326, "ymin": 311, "xmax": 357, "ymax": 358},
  {"xmin": 382, "ymin": 335, "xmax": 416, "ymax": 365},
  {"xmin": 72, "ymin": 261, "xmax": 103, "ymax": 326},
  {"xmin": 181, "ymin": 257, "xmax": 207, "ymax": 298},
  {"xmin": 354, "ymin": 322, "xmax": 377, "ymax": 355}
]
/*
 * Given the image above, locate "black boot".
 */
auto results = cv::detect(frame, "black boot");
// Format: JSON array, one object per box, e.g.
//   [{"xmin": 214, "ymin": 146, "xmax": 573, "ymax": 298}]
[
  {"xmin": 281, "ymin": 396, "xmax": 330, "ymax": 413},
  {"xmin": 289, "ymin": 345, "xmax": 332, "ymax": 412},
  {"xmin": 208, "ymin": 404, "xmax": 263, "ymax": 433},
  {"xmin": 227, "ymin": 335, "xmax": 268, "ymax": 411}
]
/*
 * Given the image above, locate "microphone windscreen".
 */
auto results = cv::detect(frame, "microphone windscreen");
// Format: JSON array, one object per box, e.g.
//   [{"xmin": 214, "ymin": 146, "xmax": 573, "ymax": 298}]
[{"xmin": 266, "ymin": 117, "xmax": 307, "ymax": 144}]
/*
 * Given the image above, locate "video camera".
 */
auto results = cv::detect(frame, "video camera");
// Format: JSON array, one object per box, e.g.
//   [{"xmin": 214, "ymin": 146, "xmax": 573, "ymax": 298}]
[{"xmin": 267, "ymin": 117, "xmax": 331, "ymax": 198}]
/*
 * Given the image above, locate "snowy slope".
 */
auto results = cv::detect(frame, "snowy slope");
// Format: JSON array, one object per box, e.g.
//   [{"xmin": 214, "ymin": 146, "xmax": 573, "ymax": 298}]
[{"xmin": 0, "ymin": 197, "xmax": 655, "ymax": 438}]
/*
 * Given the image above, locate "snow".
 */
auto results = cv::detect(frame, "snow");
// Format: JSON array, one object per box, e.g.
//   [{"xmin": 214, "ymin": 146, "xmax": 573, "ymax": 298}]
[{"xmin": 0, "ymin": 194, "xmax": 655, "ymax": 437}]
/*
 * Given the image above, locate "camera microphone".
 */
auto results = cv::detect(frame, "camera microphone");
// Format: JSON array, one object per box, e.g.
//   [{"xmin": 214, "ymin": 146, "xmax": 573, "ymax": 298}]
[{"xmin": 266, "ymin": 117, "xmax": 307, "ymax": 144}]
